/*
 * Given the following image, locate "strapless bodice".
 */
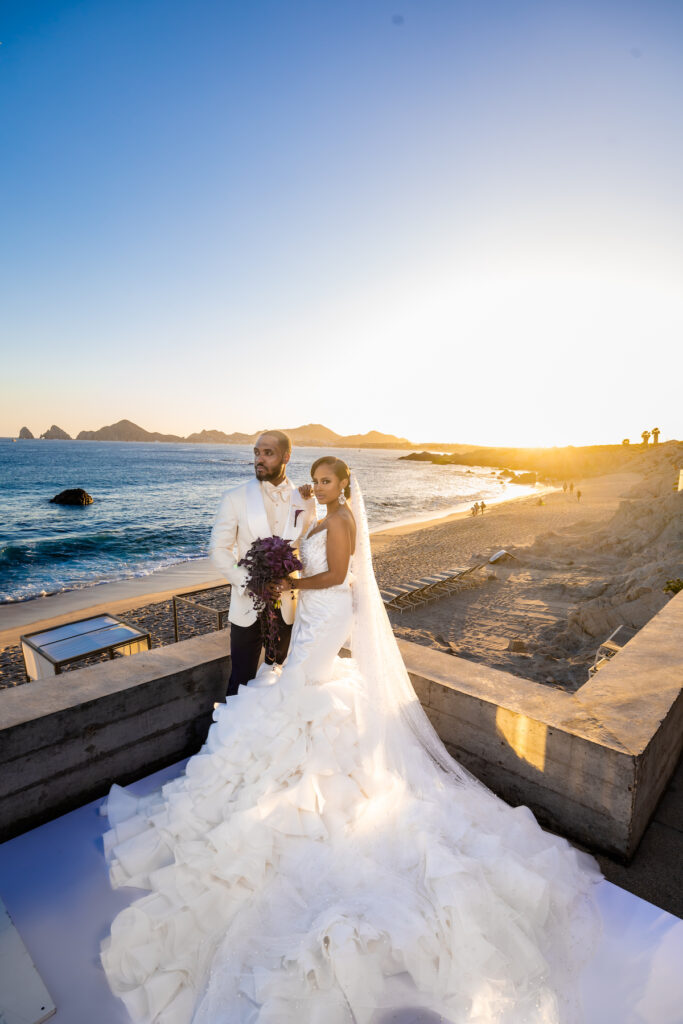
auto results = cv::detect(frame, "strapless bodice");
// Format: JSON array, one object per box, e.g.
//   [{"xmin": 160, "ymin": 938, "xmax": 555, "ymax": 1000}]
[{"xmin": 299, "ymin": 526, "xmax": 353, "ymax": 589}]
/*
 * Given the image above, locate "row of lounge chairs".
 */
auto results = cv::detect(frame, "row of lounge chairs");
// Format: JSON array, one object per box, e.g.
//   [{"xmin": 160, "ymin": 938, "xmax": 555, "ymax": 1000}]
[{"xmin": 381, "ymin": 563, "xmax": 487, "ymax": 613}]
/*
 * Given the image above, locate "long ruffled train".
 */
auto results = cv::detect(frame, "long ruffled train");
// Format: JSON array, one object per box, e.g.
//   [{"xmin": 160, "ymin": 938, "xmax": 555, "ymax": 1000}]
[{"xmin": 100, "ymin": 653, "xmax": 602, "ymax": 1024}]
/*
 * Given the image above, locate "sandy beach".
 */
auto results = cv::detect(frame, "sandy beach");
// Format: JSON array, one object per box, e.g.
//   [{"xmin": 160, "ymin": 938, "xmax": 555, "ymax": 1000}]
[
  {"xmin": 2, "ymin": 448, "xmax": 681, "ymax": 691},
  {"xmin": 378, "ymin": 446, "xmax": 682, "ymax": 688}
]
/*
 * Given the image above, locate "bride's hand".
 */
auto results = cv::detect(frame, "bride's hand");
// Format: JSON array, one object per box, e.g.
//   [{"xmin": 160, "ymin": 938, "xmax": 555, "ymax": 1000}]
[
  {"xmin": 274, "ymin": 577, "xmax": 297, "ymax": 595},
  {"xmin": 298, "ymin": 483, "xmax": 313, "ymax": 500},
  {"xmin": 264, "ymin": 581, "xmax": 282, "ymax": 601}
]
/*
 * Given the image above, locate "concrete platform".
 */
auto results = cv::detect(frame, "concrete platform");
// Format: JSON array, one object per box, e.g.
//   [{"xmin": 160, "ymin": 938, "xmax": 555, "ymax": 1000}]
[{"xmin": 0, "ymin": 761, "xmax": 681, "ymax": 1024}]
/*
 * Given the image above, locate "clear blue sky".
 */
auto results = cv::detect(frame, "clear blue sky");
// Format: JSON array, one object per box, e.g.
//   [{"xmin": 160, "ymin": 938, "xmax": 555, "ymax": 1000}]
[{"xmin": 1, "ymin": 0, "xmax": 681, "ymax": 445}]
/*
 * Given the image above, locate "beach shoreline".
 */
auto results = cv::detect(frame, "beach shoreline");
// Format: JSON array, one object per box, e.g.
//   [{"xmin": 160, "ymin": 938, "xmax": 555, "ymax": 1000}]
[
  {"xmin": 0, "ymin": 481, "xmax": 556, "ymax": 645},
  {"xmin": 2, "ymin": 456, "xmax": 680, "ymax": 691},
  {"xmin": 0, "ymin": 439, "xmax": 543, "ymax": 612}
]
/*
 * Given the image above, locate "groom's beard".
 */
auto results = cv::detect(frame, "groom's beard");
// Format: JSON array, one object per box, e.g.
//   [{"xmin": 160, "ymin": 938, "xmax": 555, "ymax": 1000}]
[{"xmin": 254, "ymin": 462, "xmax": 287, "ymax": 484}]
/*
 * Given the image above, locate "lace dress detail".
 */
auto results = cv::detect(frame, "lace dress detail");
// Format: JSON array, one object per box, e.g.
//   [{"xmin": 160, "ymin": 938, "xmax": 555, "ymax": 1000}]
[{"xmin": 299, "ymin": 526, "xmax": 352, "ymax": 592}]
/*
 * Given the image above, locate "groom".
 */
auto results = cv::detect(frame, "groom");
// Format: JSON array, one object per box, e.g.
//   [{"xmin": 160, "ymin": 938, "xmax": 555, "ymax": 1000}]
[{"xmin": 210, "ymin": 430, "xmax": 316, "ymax": 696}]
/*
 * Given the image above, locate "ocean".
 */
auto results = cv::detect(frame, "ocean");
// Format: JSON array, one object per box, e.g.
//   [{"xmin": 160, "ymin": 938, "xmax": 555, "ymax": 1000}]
[{"xmin": 0, "ymin": 439, "xmax": 539, "ymax": 603}]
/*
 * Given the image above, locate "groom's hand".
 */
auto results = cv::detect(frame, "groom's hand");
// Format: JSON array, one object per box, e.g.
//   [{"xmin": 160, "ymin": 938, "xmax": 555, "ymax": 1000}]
[{"xmin": 298, "ymin": 484, "xmax": 313, "ymax": 500}]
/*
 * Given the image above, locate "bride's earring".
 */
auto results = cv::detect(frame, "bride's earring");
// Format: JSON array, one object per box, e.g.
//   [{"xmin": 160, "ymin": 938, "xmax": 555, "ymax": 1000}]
[{"xmin": 338, "ymin": 493, "xmax": 346, "ymax": 505}]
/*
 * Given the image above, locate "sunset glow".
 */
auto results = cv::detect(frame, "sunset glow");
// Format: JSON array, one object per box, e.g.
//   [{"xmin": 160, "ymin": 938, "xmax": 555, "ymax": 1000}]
[{"xmin": 1, "ymin": 1, "xmax": 681, "ymax": 447}]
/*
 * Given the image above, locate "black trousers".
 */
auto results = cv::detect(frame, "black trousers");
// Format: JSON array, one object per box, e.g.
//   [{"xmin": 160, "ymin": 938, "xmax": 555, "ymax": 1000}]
[{"xmin": 227, "ymin": 608, "xmax": 292, "ymax": 697}]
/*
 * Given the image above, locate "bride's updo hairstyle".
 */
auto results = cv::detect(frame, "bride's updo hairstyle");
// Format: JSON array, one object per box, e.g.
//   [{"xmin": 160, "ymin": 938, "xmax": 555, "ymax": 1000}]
[{"xmin": 311, "ymin": 456, "xmax": 352, "ymax": 499}]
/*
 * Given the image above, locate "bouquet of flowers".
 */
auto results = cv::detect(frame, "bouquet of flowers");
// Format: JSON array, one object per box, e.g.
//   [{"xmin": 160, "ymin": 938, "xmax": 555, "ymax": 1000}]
[{"xmin": 238, "ymin": 536, "xmax": 303, "ymax": 661}]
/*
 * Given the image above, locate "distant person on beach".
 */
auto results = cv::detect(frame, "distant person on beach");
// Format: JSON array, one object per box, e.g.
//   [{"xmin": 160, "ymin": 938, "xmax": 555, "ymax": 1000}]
[
  {"xmin": 577, "ymin": 489, "xmax": 582, "ymax": 502},
  {"xmin": 471, "ymin": 502, "xmax": 480, "ymax": 516},
  {"xmin": 569, "ymin": 481, "xmax": 574, "ymax": 493},
  {"xmin": 563, "ymin": 481, "xmax": 568, "ymax": 493},
  {"xmin": 479, "ymin": 500, "xmax": 486, "ymax": 514},
  {"xmin": 209, "ymin": 430, "xmax": 315, "ymax": 694}
]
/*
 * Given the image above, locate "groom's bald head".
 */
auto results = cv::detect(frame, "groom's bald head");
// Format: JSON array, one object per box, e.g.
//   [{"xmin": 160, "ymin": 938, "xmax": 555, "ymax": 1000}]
[{"xmin": 260, "ymin": 430, "xmax": 292, "ymax": 456}]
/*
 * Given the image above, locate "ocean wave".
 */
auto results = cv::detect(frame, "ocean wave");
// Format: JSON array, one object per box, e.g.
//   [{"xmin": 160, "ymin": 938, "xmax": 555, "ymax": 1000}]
[
  {"xmin": 0, "ymin": 552, "xmax": 209, "ymax": 605},
  {"xmin": 0, "ymin": 443, "xmax": 539, "ymax": 605},
  {"xmin": 0, "ymin": 526, "xmax": 207, "ymax": 568}
]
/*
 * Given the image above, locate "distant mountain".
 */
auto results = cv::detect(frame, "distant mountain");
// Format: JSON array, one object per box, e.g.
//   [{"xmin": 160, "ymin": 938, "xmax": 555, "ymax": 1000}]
[
  {"xmin": 40, "ymin": 425, "xmax": 71, "ymax": 440},
  {"xmin": 72, "ymin": 419, "xmax": 414, "ymax": 448},
  {"xmin": 281, "ymin": 424, "xmax": 412, "ymax": 448},
  {"xmin": 19, "ymin": 426, "xmax": 34, "ymax": 439},
  {"xmin": 77, "ymin": 419, "xmax": 183, "ymax": 442},
  {"xmin": 283, "ymin": 423, "xmax": 342, "ymax": 445},
  {"xmin": 337, "ymin": 429, "xmax": 413, "ymax": 448},
  {"xmin": 184, "ymin": 428, "xmax": 254, "ymax": 444}
]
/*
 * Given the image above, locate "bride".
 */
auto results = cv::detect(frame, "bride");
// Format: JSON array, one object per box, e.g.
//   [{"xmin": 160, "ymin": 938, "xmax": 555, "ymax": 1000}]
[{"xmin": 100, "ymin": 456, "xmax": 602, "ymax": 1024}]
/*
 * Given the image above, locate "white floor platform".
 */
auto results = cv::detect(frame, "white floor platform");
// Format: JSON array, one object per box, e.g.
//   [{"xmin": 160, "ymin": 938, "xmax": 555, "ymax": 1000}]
[{"xmin": 1, "ymin": 761, "xmax": 681, "ymax": 1024}]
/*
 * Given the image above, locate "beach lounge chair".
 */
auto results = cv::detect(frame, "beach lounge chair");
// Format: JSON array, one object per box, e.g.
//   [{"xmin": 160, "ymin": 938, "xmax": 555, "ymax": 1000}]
[
  {"xmin": 588, "ymin": 625, "xmax": 630, "ymax": 678},
  {"xmin": 379, "ymin": 582, "xmax": 432, "ymax": 611},
  {"xmin": 381, "ymin": 575, "xmax": 456, "ymax": 613},
  {"xmin": 488, "ymin": 549, "xmax": 516, "ymax": 564},
  {"xmin": 381, "ymin": 563, "xmax": 487, "ymax": 613}
]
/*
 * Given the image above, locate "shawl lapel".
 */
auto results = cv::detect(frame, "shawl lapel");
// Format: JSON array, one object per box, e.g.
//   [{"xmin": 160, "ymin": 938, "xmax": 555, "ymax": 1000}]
[
  {"xmin": 246, "ymin": 478, "xmax": 303, "ymax": 541},
  {"xmin": 245, "ymin": 478, "xmax": 271, "ymax": 539}
]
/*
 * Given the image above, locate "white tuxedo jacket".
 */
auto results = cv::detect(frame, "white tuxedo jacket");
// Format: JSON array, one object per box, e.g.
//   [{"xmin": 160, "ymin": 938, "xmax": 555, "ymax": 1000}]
[{"xmin": 209, "ymin": 477, "xmax": 316, "ymax": 627}]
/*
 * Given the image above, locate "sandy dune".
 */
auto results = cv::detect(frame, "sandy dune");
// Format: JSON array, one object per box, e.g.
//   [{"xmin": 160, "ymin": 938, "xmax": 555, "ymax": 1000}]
[{"xmin": 374, "ymin": 449, "xmax": 682, "ymax": 690}]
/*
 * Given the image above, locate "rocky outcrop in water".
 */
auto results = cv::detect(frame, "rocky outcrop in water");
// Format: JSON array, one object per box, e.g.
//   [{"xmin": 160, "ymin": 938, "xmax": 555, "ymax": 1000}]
[
  {"xmin": 400, "ymin": 451, "xmax": 461, "ymax": 465},
  {"xmin": 40, "ymin": 425, "xmax": 71, "ymax": 440},
  {"xmin": 50, "ymin": 488, "xmax": 94, "ymax": 505},
  {"xmin": 18, "ymin": 426, "xmax": 34, "ymax": 439}
]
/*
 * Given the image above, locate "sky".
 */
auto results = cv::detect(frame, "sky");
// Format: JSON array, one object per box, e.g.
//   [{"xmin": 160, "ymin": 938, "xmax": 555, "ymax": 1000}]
[{"xmin": 1, "ymin": 0, "xmax": 681, "ymax": 447}]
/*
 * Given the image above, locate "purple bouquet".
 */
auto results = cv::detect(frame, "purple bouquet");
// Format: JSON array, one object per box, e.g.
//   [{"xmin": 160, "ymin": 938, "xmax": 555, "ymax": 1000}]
[{"xmin": 238, "ymin": 536, "xmax": 303, "ymax": 661}]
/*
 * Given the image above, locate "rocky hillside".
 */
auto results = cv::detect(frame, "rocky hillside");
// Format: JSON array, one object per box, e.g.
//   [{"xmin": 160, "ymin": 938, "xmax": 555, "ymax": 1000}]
[
  {"xmin": 515, "ymin": 455, "xmax": 682, "ymax": 656},
  {"xmin": 184, "ymin": 429, "xmax": 254, "ymax": 444},
  {"xmin": 401, "ymin": 440, "xmax": 682, "ymax": 482},
  {"xmin": 76, "ymin": 419, "xmax": 183, "ymax": 442}
]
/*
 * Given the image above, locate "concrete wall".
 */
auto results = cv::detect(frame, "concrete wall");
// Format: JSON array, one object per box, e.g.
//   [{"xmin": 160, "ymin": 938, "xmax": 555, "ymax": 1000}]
[
  {"xmin": 399, "ymin": 590, "xmax": 683, "ymax": 859},
  {"xmin": 0, "ymin": 632, "xmax": 230, "ymax": 842},
  {"xmin": 1, "ymin": 593, "xmax": 680, "ymax": 857}
]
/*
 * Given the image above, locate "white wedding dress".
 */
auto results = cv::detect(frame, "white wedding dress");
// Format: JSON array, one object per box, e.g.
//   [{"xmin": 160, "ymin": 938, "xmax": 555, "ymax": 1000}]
[{"xmin": 100, "ymin": 479, "xmax": 602, "ymax": 1024}]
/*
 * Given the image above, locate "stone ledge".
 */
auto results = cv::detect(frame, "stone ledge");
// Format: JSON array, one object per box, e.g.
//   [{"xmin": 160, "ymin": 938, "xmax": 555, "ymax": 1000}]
[
  {"xmin": 395, "ymin": 591, "xmax": 683, "ymax": 858},
  {"xmin": 0, "ymin": 632, "xmax": 230, "ymax": 841},
  {"xmin": 1, "ymin": 595, "xmax": 680, "ymax": 858}
]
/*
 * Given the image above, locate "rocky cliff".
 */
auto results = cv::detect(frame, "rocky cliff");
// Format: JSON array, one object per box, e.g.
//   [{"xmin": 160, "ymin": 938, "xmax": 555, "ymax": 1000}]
[
  {"xmin": 40, "ymin": 425, "xmax": 71, "ymax": 440},
  {"xmin": 400, "ymin": 440, "xmax": 682, "ymax": 481}
]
